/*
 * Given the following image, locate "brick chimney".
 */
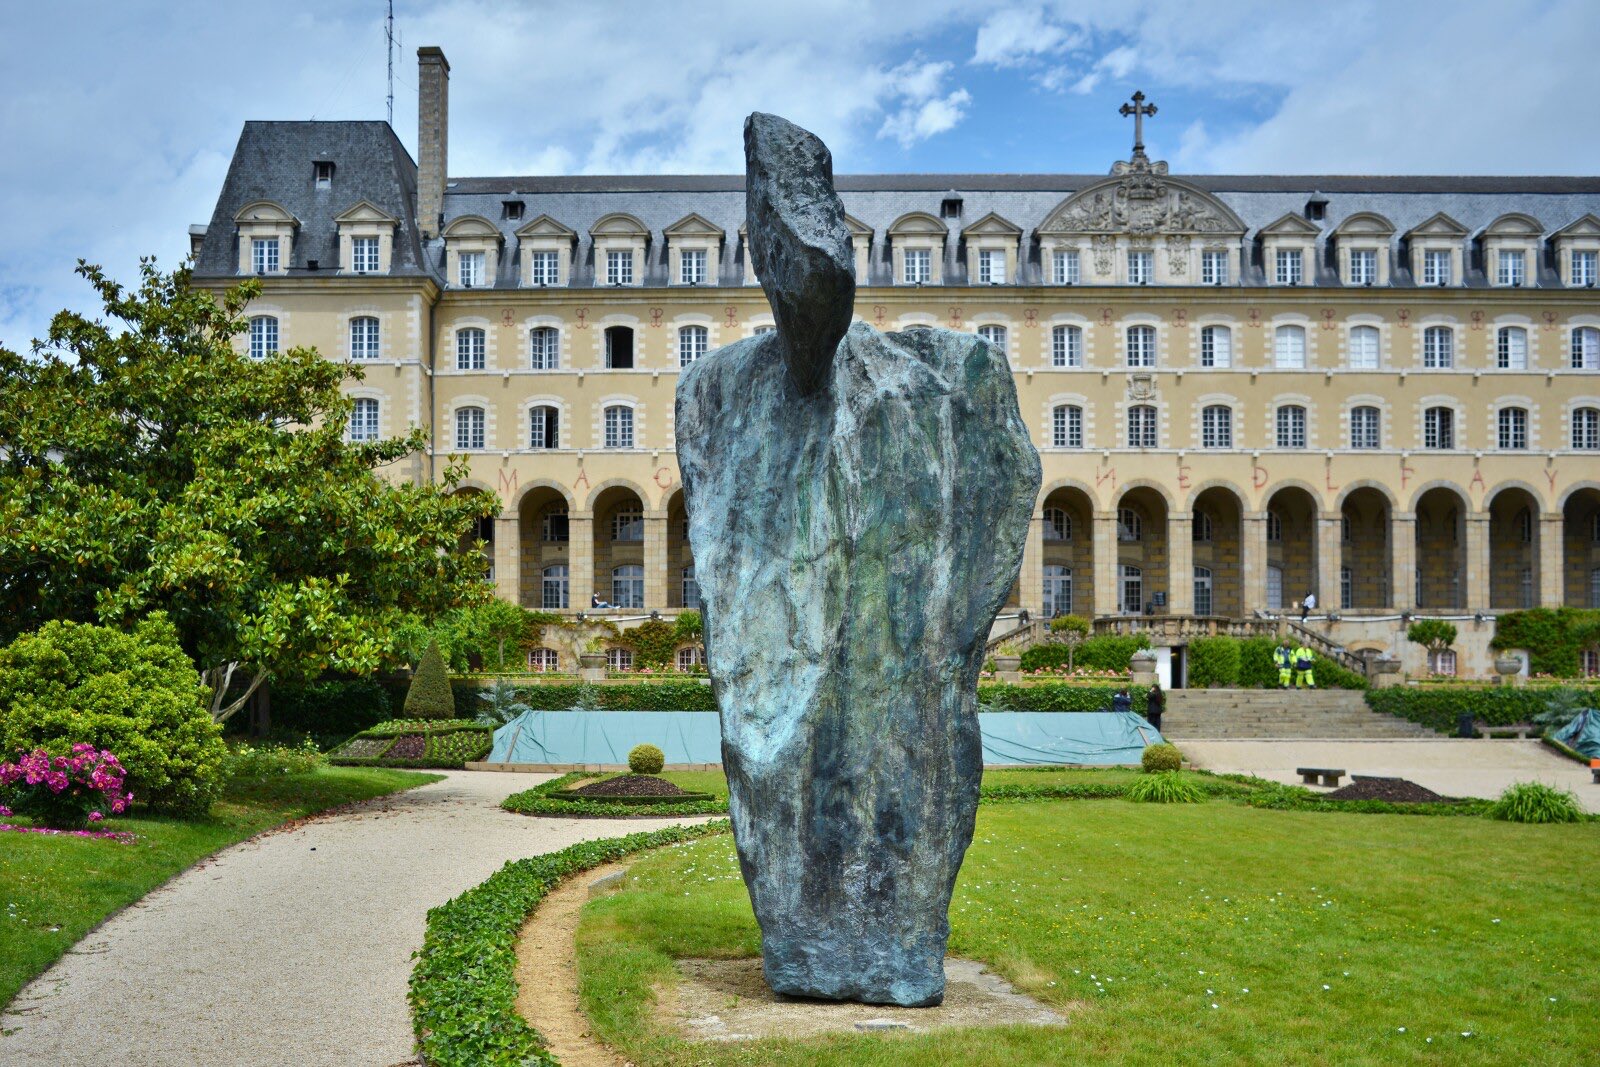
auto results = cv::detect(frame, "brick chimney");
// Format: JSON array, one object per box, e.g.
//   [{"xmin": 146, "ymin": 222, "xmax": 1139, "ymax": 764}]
[{"xmin": 417, "ymin": 46, "xmax": 450, "ymax": 239}]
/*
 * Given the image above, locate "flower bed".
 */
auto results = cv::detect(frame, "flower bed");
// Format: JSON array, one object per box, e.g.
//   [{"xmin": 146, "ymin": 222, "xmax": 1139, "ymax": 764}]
[
  {"xmin": 328, "ymin": 721, "xmax": 493, "ymax": 769},
  {"xmin": 503, "ymin": 772, "xmax": 729, "ymax": 817},
  {"xmin": 0, "ymin": 745, "xmax": 132, "ymax": 829}
]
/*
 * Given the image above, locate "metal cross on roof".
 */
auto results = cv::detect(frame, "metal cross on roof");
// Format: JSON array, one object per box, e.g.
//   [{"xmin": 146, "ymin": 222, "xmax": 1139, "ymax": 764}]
[{"xmin": 1119, "ymin": 91, "xmax": 1157, "ymax": 158}]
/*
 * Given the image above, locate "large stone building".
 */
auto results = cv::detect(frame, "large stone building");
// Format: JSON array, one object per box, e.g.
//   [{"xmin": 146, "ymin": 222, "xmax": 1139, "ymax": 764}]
[{"xmin": 192, "ymin": 47, "xmax": 1600, "ymax": 679}]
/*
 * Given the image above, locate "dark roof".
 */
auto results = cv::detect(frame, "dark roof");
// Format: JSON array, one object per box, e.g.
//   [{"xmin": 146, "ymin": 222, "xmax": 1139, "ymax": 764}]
[{"xmin": 193, "ymin": 121, "xmax": 428, "ymax": 279}]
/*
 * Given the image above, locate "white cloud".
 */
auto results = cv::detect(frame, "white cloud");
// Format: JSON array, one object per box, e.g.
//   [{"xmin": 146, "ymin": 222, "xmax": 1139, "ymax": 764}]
[
  {"xmin": 876, "ymin": 60, "xmax": 973, "ymax": 148},
  {"xmin": 972, "ymin": 7, "xmax": 1080, "ymax": 67}
]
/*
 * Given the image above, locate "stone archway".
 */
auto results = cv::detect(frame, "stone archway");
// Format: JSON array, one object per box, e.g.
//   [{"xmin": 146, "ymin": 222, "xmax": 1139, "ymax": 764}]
[
  {"xmin": 1339, "ymin": 486, "xmax": 1392, "ymax": 609},
  {"xmin": 1191, "ymin": 485, "xmax": 1244, "ymax": 617}
]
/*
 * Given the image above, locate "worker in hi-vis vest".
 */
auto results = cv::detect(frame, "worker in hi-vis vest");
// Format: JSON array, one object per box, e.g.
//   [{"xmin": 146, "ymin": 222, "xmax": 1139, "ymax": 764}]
[
  {"xmin": 1273, "ymin": 641, "xmax": 1293, "ymax": 688},
  {"xmin": 1293, "ymin": 643, "xmax": 1317, "ymax": 689}
]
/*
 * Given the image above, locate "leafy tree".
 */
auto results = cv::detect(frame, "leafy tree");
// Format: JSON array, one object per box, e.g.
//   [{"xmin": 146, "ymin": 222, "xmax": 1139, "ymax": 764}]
[
  {"xmin": 0, "ymin": 261, "xmax": 497, "ymax": 721},
  {"xmin": 404, "ymin": 640, "xmax": 457, "ymax": 720},
  {"xmin": 1406, "ymin": 620, "xmax": 1458, "ymax": 654}
]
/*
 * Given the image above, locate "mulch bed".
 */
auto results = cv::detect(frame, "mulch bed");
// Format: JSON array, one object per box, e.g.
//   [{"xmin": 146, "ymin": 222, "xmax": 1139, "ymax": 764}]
[
  {"xmin": 570, "ymin": 774, "xmax": 688, "ymax": 798},
  {"xmin": 1327, "ymin": 777, "xmax": 1446, "ymax": 803},
  {"xmin": 387, "ymin": 734, "xmax": 427, "ymax": 759}
]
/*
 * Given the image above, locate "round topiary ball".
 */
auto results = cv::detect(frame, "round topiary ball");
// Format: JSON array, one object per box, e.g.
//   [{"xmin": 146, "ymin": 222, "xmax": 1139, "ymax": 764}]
[
  {"xmin": 1141, "ymin": 742, "xmax": 1182, "ymax": 773},
  {"xmin": 628, "ymin": 743, "xmax": 665, "ymax": 775}
]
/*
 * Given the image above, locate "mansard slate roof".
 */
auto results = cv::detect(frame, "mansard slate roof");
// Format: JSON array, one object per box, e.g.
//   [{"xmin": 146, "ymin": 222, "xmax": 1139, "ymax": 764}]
[
  {"xmin": 196, "ymin": 121, "xmax": 1600, "ymax": 288},
  {"xmin": 194, "ymin": 121, "xmax": 427, "ymax": 278}
]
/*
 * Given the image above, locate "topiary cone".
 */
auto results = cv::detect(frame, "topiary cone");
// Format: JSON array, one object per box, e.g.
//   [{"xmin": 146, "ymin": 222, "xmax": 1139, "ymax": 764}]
[{"xmin": 404, "ymin": 639, "xmax": 457, "ymax": 720}]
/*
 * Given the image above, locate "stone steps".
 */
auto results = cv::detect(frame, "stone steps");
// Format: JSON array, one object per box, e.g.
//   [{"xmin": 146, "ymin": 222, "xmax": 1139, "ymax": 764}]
[{"xmin": 1161, "ymin": 688, "xmax": 1436, "ymax": 740}]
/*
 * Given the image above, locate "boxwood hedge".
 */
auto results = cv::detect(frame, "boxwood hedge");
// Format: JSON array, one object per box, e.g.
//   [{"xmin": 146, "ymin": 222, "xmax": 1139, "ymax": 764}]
[{"xmin": 1364, "ymin": 684, "xmax": 1600, "ymax": 735}]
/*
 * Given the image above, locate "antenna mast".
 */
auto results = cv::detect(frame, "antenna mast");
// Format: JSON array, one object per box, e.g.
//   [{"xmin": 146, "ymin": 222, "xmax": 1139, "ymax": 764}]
[{"xmin": 385, "ymin": 0, "xmax": 396, "ymax": 125}]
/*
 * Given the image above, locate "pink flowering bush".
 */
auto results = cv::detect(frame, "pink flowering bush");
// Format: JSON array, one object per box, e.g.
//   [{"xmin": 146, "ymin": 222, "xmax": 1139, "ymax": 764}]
[{"xmin": 0, "ymin": 744, "xmax": 133, "ymax": 829}]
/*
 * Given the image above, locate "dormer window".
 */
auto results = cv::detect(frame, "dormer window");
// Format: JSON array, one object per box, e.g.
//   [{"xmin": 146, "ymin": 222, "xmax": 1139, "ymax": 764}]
[
  {"xmin": 1423, "ymin": 250, "xmax": 1452, "ymax": 285},
  {"xmin": 1305, "ymin": 196, "xmax": 1327, "ymax": 222},
  {"xmin": 459, "ymin": 251, "xmax": 485, "ymax": 287},
  {"xmin": 607, "ymin": 250, "xmax": 634, "ymax": 285},
  {"xmin": 1276, "ymin": 249, "xmax": 1303, "ymax": 285},
  {"xmin": 680, "ymin": 248, "xmax": 706, "ymax": 284},
  {"xmin": 314, "ymin": 161, "xmax": 334, "ymax": 188},
  {"xmin": 1482, "ymin": 213, "xmax": 1542, "ymax": 289},
  {"xmin": 352, "ymin": 237, "xmax": 379, "ymax": 273},
  {"xmin": 1497, "ymin": 250, "xmax": 1526, "ymax": 286},
  {"xmin": 333, "ymin": 200, "xmax": 398, "ymax": 276},
  {"xmin": 1260, "ymin": 212, "xmax": 1320, "ymax": 287},
  {"xmin": 590, "ymin": 213, "xmax": 650, "ymax": 288},
  {"xmin": 502, "ymin": 200, "xmax": 525, "ymax": 221},
  {"xmin": 940, "ymin": 197, "xmax": 963, "ymax": 219},
  {"xmin": 252, "ymin": 237, "xmax": 279, "ymax": 274},
  {"xmin": 1553, "ymin": 215, "xmax": 1600, "ymax": 286},
  {"xmin": 516, "ymin": 214, "xmax": 577, "ymax": 288},
  {"xmin": 442, "ymin": 214, "xmax": 503, "ymax": 289},
  {"xmin": 1574, "ymin": 250, "xmax": 1598, "ymax": 287}
]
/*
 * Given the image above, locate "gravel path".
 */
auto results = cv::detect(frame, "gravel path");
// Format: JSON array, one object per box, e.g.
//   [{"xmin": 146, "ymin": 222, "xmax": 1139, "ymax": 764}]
[
  {"xmin": 0, "ymin": 770, "xmax": 712, "ymax": 1066},
  {"xmin": 1182, "ymin": 738, "xmax": 1599, "ymax": 812}
]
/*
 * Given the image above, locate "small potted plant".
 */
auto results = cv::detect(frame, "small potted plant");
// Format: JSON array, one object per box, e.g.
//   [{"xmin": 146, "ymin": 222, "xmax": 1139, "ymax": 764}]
[{"xmin": 579, "ymin": 636, "xmax": 608, "ymax": 673}]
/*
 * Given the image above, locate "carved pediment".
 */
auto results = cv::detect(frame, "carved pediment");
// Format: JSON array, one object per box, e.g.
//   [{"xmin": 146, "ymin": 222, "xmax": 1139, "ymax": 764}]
[{"xmin": 1039, "ymin": 169, "xmax": 1245, "ymax": 237}]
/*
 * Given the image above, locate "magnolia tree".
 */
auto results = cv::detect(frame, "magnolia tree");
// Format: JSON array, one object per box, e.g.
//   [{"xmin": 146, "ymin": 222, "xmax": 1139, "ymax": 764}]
[{"xmin": 0, "ymin": 261, "xmax": 498, "ymax": 721}]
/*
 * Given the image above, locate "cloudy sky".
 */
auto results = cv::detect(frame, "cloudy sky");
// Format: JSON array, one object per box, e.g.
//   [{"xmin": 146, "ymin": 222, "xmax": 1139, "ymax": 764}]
[{"xmin": 3, "ymin": 0, "xmax": 1597, "ymax": 347}]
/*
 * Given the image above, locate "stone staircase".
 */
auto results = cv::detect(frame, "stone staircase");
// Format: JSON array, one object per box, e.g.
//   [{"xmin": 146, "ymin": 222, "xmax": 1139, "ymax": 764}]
[{"xmin": 1161, "ymin": 689, "xmax": 1437, "ymax": 740}]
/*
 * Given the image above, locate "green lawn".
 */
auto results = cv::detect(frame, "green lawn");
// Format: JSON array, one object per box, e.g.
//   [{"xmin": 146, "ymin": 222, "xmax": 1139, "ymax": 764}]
[
  {"xmin": 576, "ymin": 800, "xmax": 1599, "ymax": 1066},
  {"xmin": 648, "ymin": 766, "xmax": 1162, "ymax": 798},
  {"xmin": 0, "ymin": 766, "xmax": 440, "ymax": 1009}
]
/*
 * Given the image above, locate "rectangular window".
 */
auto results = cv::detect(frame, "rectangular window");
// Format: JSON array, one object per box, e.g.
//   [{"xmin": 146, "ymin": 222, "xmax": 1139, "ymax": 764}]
[
  {"xmin": 529, "ymin": 407, "xmax": 558, "ymax": 450},
  {"xmin": 456, "ymin": 329, "xmax": 485, "ymax": 370},
  {"xmin": 1572, "ymin": 327, "xmax": 1599, "ymax": 370},
  {"xmin": 1423, "ymin": 249, "xmax": 1452, "ymax": 285},
  {"xmin": 529, "ymin": 250, "xmax": 559, "ymax": 286},
  {"xmin": 352, "ymin": 237, "xmax": 380, "ymax": 273},
  {"xmin": 348, "ymin": 398, "xmax": 379, "ymax": 442},
  {"xmin": 1276, "ymin": 406, "xmax": 1307, "ymax": 448},
  {"xmin": 1348, "ymin": 325, "xmax": 1380, "ymax": 369},
  {"xmin": 1572, "ymin": 408, "xmax": 1600, "ymax": 450},
  {"xmin": 1052, "ymin": 325, "xmax": 1082, "ymax": 367},
  {"xmin": 455, "ymin": 407, "xmax": 485, "ymax": 450},
  {"xmin": 1126, "ymin": 325, "xmax": 1157, "ymax": 367},
  {"xmin": 1574, "ymin": 250, "xmax": 1599, "ymax": 286},
  {"xmin": 604, "ymin": 406, "xmax": 634, "ymax": 449},
  {"xmin": 252, "ymin": 238, "xmax": 279, "ymax": 274},
  {"xmin": 1424, "ymin": 408, "xmax": 1455, "ymax": 449},
  {"xmin": 349, "ymin": 316, "xmax": 380, "ymax": 360},
  {"xmin": 1349, "ymin": 249, "xmax": 1377, "ymax": 285},
  {"xmin": 1351, "ymin": 406, "xmax": 1381, "ymax": 449},
  {"xmin": 606, "ymin": 249, "xmax": 634, "ymax": 285},
  {"xmin": 1200, "ymin": 325, "xmax": 1232, "ymax": 368},
  {"xmin": 1051, "ymin": 406, "xmax": 1083, "ymax": 448},
  {"xmin": 1127, "ymin": 250, "xmax": 1153, "ymax": 285},
  {"xmin": 1423, "ymin": 327, "xmax": 1454, "ymax": 368},
  {"xmin": 458, "ymin": 251, "xmax": 484, "ymax": 287},
  {"xmin": 904, "ymin": 248, "xmax": 932, "ymax": 284},
  {"xmin": 1497, "ymin": 328, "xmax": 1528, "ymax": 369},
  {"xmin": 249, "ymin": 316, "xmax": 278, "ymax": 359},
  {"xmin": 1275, "ymin": 248, "xmax": 1303, "ymax": 285},
  {"xmin": 1274, "ymin": 326, "xmax": 1306, "ymax": 368},
  {"xmin": 1340, "ymin": 566, "xmax": 1353, "ymax": 610},
  {"xmin": 1201, "ymin": 250, "xmax": 1229, "ymax": 285},
  {"xmin": 1127, "ymin": 406, "xmax": 1158, "ymax": 448},
  {"xmin": 1497, "ymin": 250, "xmax": 1526, "ymax": 286},
  {"xmin": 314, "ymin": 161, "xmax": 334, "ymax": 187},
  {"xmin": 1498, "ymin": 407, "xmax": 1528, "ymax": 449},
  {"xmin": 978, "ymin": 249, "xmax": 1006, "ymax": 284},
  {"xmin": 1053, "ymin": 249, "xmax": 1080, "ymax": 285},
  {"xmin": 1201, "ymin": 406, "xmax": 1232, "ymax": 449},
  {"xmin": 679, "ymin": 248, "xmax": 707, "ymax": 285}
]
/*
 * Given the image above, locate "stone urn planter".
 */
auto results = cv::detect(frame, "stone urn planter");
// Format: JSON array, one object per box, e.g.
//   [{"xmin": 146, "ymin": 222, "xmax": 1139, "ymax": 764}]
[
  {"xmin": 992, "ymin": 654, "xmax": 1022, "ymax": 673},
  {"xmin": 1494, "ymin": 655, "xmax": 1524, "ymax": 686},
  {"xmin": 578, "ymin": 652, "xmax": 608, "ymax": 682},
  {"xmin": 1129, "ymin": 649, "xmax": 1158, "ymax": 685}
]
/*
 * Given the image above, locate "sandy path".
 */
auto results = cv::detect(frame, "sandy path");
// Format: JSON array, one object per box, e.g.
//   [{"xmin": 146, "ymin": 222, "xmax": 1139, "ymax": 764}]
[{"xmin": 0, "ymin": 770, "xmax": 706, "ymax": 1067}]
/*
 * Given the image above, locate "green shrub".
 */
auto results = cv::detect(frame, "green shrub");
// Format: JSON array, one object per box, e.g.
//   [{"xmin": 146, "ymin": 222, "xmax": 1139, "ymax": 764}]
[
  {"xmin": 621, "ymin": 619, "xmax": 679, "ymax": 670},
  {"xmin": 1485, "ymin": 781, "xmax": 1585, "ymax": 824},
  {"xmin": 628, "ymin": 743, "xmax": 665, "ymax": 775},
  {"xmin": 223, "ymin": 738, "xmax": 325, "ymax": 778},
  {"xmin": 0, "ymin": 614, "xmax": 225, "ymax": 814},
  {"xmin": 267, "ymin": 678, "xmax": 392, "ymax": 739},
  {"xmin": 1019, "ymin": 643, "xmax": 1072, "ymax": 671},
  {"xmin": 1407, "ymin": 620, "xmax": 1458, "ymax": 652},
  {"xmin": 1073, "ymin": 634, "xmax": 1151, "ymax": 673},
  {"xmin": 1365, "ymin": 685, "xmax": 1600, "ymax": 734},
  {"xmin": 1312, "ymin": 653, "xmax": 1369, "ymax": 690},
  {"xmin": 1187, "ymin": 637, "xmax": 1241, "ymax": 688},
  {"xmin": 1492, "ymin": 608, "xmax": 1600, "ymax": 677},
  {"xmin": 981, "ymin": 683, "xmax": 1147, "ymax": 712},
  {"xmin": 1238, "ymin": 637, "xmax": 1281, "ymax": 689},
  {"xmin": 1048, "ymin": 614, "xmax": 1090, "ymax": 636},
  {"xmin": 1126, "ymin": 771, "xmax": 1204, "ymax": 804},
  {"xmin": 1141, "ymin": 742, "xmax": 1183, "ymax": 773},
  {"xmin": 404, "ymin": 640, "xmax": 457, "ymax": 720}
]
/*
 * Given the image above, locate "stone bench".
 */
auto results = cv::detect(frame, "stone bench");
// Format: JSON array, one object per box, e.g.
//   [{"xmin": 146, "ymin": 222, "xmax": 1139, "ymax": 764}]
[
  {"xmin": 1475, "ymin": 723, "xmax": 1537, "ymax": 739},
  {"xmin": 1297, "ymin": 767, "xmax": 1345, "ymax": 788}
]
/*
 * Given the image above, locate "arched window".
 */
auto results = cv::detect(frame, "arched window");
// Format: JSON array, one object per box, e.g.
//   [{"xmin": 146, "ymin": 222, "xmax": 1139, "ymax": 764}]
[
  {"xmin": 348, "ymin": 397, "xmax": 380, "ymax": 442},
  {"xmin": 1126, "ymin": 325, "xmax": 1157, "ymax": 367},
  {"xmin": 1573, "ymin": 326, "xmax": 1600, "ymax": 370},
  {"xmin": 529, "ymin": 326, "xmax": 559, "ymax": 370},
  {"xmin": 1266, "ymin": 510, "xmax": 1283, "ymax": 542},
  {"xmin": 1193, "ymin": 566, "xmax": 1213, "ymax": 616},
  {"xmin": 456, "ymin": 327, "xmax": 486, "ymax": 370},
  {"xmin": 529, "ymin": 405, "xmax": 559, "ymax": 449},
  {"xmin": 1200, "ymin": 325, "xmax": 1232, "ymax": 367},
  {"xmin": 1276, "ymin": 405, "xmax": 1308, "ymax": 448},
  {"xmin": 1348, "ymin": 324, "xmax": 1379, "ymax": 369},
  {"xmin": 681, "ymin": 566, "xmax": 700, "ymax": 610},
  {"xmin": 542, "ymin": 507, "xmax": 569, "ymax": 542},
  {"xmin": 1051, "ymin": 404, "xmax": 1083, "ymax": 448},
  {"xmin": 349, "ymin": 316, "xmax": 380, "ymax": 360},
  {"xmin": 1119, "ymin": 564, "xmax": 1143, "ymax": 615},
  {"xmin": 540, "ymin": 565, "xmax": 569, "ymax": 609},
  {"xmin": 1424, "ymin": 406, "xmax": 1455, "ymax": 449},
  {"xmin": 611, "ymin": 565, "xmax": 645, "ymax": 609},
  {"xmin": 1266, "ymin": 564, "xmax": 1284, "ymax": 610},
  {"xmin": 527, "ymin": 647, "xmax": 560, "ymax": 672},
  {"xmin": 1497, "ymin": 406, "xmax": 1528, "ymax": 450},
  {"xmin": 1340, "ymin": 566, "xmax": 1353, "ymax": 609},
  {"xmin": 1273, "ymin": 325, "xmax": 1306, "ymax": 368},
  {"xmin": 1497, "ymin": 326, "xmax": 1528, "ymax": 370},
  {"xmin": 1043, "ymin": 507, "xmax": 1070, "ymax": 542},
  {"xmin": 612, "ymin": 505, "xmax": 644, "ymax": 542},
  {"xmin": 606, "ymin": 646, "xmax": 635, "ymax": 671},
  {"xmin": 455, "ymin": 406, "xmax": 485, "ymax": 449},
  {"xmin": 1351, "ymin": 405, "xmax": 1381, "ymax": 449},
  {"xmin": 679, "ymin": 325, "xmax": 708, "ymax": 367},
  {"xmin": 603, "ymin": 405, "xmax": 634, "ymax": 448},
  {"xmin": 604, "ymin": 326, "xmax": 634, "ymax": 368},
  {"xmin": 753, "ymin": 324, "xmax": 776, "ymax": 336},
  {"xmin": 1127, "ymin": 404, "xmax": 1158, "ymax": 447},
  {"xmin": 676, "ymin": 645, "xmax": 704, "ymax": 671},
  {"xmin": 1192, "ymin": 511, "xmax": 1213, "ymax": 542},
  {"xmin": 1117, "ymin": 508, "xmax": 1141, "ymax": 542},
  {"xmin": 977, "ymin": 324, "xmax": 1008, "ymax": 355},
  {"xmin": 1052, "ymin": 324, "xmax": 1083, "ymax": 367},
  {"xmin": 1428, "ymin": 648, "xmax": 1457, "ymax": 676},
  {"xmin": 1043, "ymin": 564, "xmax": 1072, "ymax": 618},
  {"xmin": 1423, "ymin": 326, "xmax": 1454, "ymax": 368},
  {"xmin": 249, "ymin": 316, "xmax": 279, "ymax": 359},
  {"xmin": 1573, "ymin": 406, "xmax": 1600, "ymax": 449},
  {"xmin": 1201, "ymin": 404, "xmax": 1232, "ymax": 448}
]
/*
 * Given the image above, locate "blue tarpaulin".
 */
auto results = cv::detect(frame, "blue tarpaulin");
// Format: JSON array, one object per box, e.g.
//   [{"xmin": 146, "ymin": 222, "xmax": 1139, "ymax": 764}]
[
  {"xmin": 1554, "ymin": 708, "xmax": 1600, "ymax": 759},
  {"xmin": 487, "ymin": 710, "xmax": 1163, "ymax": 767}
]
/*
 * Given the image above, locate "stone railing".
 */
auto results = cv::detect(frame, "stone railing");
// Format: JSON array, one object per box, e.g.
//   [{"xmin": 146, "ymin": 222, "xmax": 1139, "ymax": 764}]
[
  {"xmin": 985, "ymin": 618, "xmax": 1047, "ymax": 653},
  {"xmin": 1278, "ymin": 617, "xmax": 1368, "ymax": 675},
  {"xmin": 1093, "ymin": 615, "xmax": 1277, "ymax": 642}
]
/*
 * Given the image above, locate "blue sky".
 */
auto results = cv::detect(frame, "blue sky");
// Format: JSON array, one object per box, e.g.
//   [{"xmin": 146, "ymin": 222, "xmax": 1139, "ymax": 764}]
[{"xmin": 3, "ymin": 0, "xmax": 1598, "ymax": 347}]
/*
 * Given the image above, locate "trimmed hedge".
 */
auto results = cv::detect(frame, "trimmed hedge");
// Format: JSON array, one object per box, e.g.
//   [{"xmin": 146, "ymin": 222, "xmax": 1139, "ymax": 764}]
[
  {"xmin": 1491, "ymin": 608, "xmax": 1600, "ymax": 677},
  {"xmin": 410, "ymin": 821, "xmax": 730, "ymax": 1067},
  {"xmin": 1365, "ymin": 684, "xmax": 1600, "ymax": 735},
  {"xmin": 1238, "ymin": 637, "xmax": 1281, "ymax": 689},
  {"xmin": 329, "ymin": 720, "xmax": 493, "ymax": 769},
  {"xmin": 1182, "ymin": 635, "xmax": 1365, "ymax": 690},
  {"xmin": 1243, "ymin": 782, "xmax": 1495, "ymax": 817},
  {"xmin": 266, "ymin": 678, "xmax": 392, "ymax": 740},
  {"xmin": 404, "ymin": 641, "xmax": 457, "ymax": 720},
  {"xmin": 1187, "ymin": 636, "xmax": 1241, "ymax": 688},
  {"xmin": 981, "ymin": 683, "xmax": 1148, "ymax": 712},
  {"xmin": 504, "ymin": 772, "xmax": 729, "ymax": 816}
]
